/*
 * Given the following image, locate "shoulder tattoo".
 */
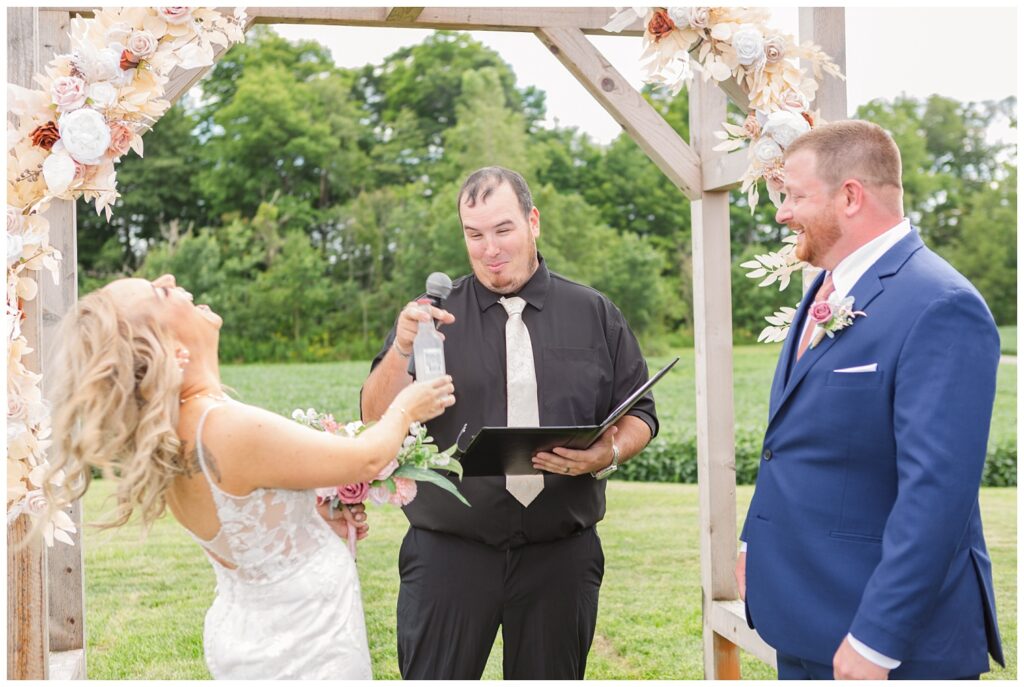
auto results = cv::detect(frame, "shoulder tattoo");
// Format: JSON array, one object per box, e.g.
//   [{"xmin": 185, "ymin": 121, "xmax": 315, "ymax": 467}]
[{"xmin": 184, "ymin": 441, "xmax": 222, "ymax": 483}]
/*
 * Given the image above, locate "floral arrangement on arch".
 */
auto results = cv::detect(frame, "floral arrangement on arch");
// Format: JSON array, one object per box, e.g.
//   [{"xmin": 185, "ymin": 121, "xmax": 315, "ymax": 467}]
[
  {"xmin": 604, "ymin": 7, "xmax": 845, "ymax": 343},
  {"xmin": 6, "ymin": 7, "xmax": 247, "ymax": 545}
]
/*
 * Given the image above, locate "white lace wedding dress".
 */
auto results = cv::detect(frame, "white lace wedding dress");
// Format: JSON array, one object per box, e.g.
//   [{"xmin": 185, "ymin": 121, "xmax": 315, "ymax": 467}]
[{"xmin": 185, "ymin": 402, "xmax": 372, "ymax": 679}]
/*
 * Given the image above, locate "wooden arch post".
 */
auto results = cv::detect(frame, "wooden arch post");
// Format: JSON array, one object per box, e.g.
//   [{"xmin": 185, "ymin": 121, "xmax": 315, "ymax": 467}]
[{"xmin": 8, "ymin": 7, "xmax": 844, "ymax": 680}]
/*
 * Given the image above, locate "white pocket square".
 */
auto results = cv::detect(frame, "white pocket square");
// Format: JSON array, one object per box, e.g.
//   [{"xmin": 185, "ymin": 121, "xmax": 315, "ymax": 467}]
[{"xmin": 833, "ymin": 363, "xmax": 878, "ymax": 373}]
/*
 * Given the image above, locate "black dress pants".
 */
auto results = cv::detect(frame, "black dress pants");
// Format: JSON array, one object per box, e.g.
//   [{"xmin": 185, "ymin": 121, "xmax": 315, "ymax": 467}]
[{"xmin": 396, "ymin": 526, "xmax": 604, "ymax": 680}]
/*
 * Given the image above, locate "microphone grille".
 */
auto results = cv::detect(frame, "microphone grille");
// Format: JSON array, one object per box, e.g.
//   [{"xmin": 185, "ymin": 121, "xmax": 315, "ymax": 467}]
[{"xmin": 425, "ymin": 272, "xmax": 453, "ymax": 299}]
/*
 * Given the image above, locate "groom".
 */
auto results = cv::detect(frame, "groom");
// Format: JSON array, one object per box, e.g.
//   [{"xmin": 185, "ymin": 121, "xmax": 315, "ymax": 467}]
[{"xmin": 737, "ymin": 120, "xmax": 1004, "ymax": 679}]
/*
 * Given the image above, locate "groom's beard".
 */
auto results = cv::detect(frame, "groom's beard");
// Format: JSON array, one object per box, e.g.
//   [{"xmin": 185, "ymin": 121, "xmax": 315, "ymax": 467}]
[{"xmin": 794, "ymin": 210, "xmax": 842, "ymax": 266}]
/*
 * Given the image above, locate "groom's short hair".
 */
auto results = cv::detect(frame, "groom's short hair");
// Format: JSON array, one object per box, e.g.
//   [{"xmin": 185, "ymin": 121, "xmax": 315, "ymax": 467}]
[{"xmin": 785, "ymin": 120, "xmax": 902, "ymax": 192}]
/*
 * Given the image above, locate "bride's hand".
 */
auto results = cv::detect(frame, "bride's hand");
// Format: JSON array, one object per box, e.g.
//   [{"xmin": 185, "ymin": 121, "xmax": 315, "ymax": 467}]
[
  {"xmin": 392, "ymin": 376, "xmax": 455, "ymax": 423},
  {"xmin": 316, "ymin": 501, "xmax": 369, "ymax": 541}
]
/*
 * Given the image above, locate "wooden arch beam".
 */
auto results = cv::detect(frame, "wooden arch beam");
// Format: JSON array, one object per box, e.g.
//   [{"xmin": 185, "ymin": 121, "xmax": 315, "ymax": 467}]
[
  {"xmin": 386, "ymin": 7, "xmax": 424, "ymax": 23},
  {"xmin": 248, "ymin": 7, "xmax": 645, "ymax": 34},
  {"xmin": 535, "ymin": 27, "xmax": 703, "ymax": 201}
]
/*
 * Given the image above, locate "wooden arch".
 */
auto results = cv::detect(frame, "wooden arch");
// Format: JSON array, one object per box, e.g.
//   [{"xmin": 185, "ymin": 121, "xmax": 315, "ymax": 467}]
[{"xmin": 7, "ymin": 6, "xmax": 847, "ymax": 680}]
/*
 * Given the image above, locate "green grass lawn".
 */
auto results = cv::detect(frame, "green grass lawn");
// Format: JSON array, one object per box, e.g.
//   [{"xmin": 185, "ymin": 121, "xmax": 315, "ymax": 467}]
[
  {"xmin": 999, "ymin": 326, "xmax": 1017, "ymax": 356},
  {"xmin": 82, "ymin": 480, "xmax": 1016, "ymax": 680},
  {"xmin": 221, "ymin": 345, "xmax": 1017, "ymax": 451},
  {"xmin": 80, "ymin": 348, "xmax": 1017, "ymax": 678}
]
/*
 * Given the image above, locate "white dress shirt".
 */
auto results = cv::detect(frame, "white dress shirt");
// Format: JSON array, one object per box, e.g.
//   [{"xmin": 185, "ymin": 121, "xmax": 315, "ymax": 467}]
[{"xmin": 743, "ymin": 219, "xmax": 912, "ymax": 670}]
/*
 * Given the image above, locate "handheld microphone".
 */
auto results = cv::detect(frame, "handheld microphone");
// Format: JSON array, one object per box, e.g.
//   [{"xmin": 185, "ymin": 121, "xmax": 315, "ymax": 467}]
[
  {"xmin": 424, "ymin": 272, "xmax": 453, "ymax": 326},
  {"xmin": 408, "ymin": 272, "xmax": 452, "ymax": 377}
]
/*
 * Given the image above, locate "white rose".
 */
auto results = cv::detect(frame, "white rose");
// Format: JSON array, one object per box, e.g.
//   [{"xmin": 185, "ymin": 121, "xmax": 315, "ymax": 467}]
[
  {"xmin": 50, "ymin": 76, "xmax": 88, "ymax": 111},
  {"xmin": 7, "ymin": 206, "xmax": 23, "ymax": 235},
  {"xmin": 781, "ymin": 89, "xmax": 810, "ymax": 112},
  {"xmin": 42, "ymin": 149, "xmax": 77, "ymax": 194},
  {"xmin": 7, "ymin": 418, "xmax": 27, "ymax": 442},
  {"xmin": 23, "ymin": 489, "xmax": 49, "ymax": 517},
  {"xmin": 87, "ymin": 81, "xmax": 119, "ymax": 109},
  {"xmin": 58, "ymin": 109, "xmax": 111, "ymax": 165},
  {"xmin": 105, "ymin": 22, "xmax": 132, "ymax": 49},
  {"xmin": 127, "ymin": 30, "xmax": 158, "ymax": 59},
  {"xmin": 666, "ymin": 7, "xmax": 689, "ymax": 27},
  {"xmin": 26, "ymin": 398, "xmax": 49, "ymax": 427},
  {"xmin": 731, "ymin": 24, "xmax": 765, "ymax": 67},
  {"xmin": 7, "ymin": 234, "xmax": 25, "ymax": 267},
  {"xmin": 753, "ymin": 137, "xmax": 783, "ymax": 164},
  {"xmin": 763, "ymin": 109, "xmax": 811, "ymax": 148},
  {"xmin": 74, "ymin": 47, "xmax": 122, "ymax": 83}
]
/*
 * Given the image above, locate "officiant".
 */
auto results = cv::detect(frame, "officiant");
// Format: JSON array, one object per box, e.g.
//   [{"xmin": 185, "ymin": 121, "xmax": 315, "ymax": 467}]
[{"xmin": 360, "ymin": 166, "xmax": 658, "ymax": 680}]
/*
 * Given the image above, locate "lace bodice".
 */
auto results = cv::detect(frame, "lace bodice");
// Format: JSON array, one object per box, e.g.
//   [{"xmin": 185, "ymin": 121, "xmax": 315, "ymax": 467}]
[{"xmin": 188, "ymin": 402, "xmax": 336, "ymax": 585}]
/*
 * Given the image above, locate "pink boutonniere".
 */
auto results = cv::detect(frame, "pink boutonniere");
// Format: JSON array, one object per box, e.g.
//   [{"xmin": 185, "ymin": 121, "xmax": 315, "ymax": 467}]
[{"xmin": 809, "ymin": 295, "xmax": 866, "ymax": 349}]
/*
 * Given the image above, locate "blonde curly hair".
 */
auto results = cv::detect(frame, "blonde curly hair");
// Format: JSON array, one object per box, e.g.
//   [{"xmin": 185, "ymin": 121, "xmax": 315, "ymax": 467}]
[{"xmin": 42, "ymin": 286, "xmax": 187, "ymax": 534}]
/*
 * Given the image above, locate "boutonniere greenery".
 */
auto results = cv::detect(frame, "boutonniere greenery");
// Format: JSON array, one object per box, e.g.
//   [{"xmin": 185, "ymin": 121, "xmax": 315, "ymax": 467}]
[{"xmin": 808, "ymin": 295, "xmax": 866, "ymax": 349}]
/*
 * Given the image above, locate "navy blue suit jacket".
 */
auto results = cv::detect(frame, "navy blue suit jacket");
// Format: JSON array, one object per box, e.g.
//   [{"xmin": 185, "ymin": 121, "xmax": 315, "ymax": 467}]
[{"xmin": 741, "ymin": 230, "xmax": 1004, "ymax": 678}]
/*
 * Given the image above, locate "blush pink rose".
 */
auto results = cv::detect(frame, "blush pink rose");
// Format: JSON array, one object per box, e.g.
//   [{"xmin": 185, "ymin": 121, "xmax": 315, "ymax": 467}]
[
  {"xmin": 158, "ymin": 7, "xmax": 193, "ymax": 25},
  {"xmin": 51, "ymin": 76, "xmax": 88, "ymax": 111},
  {"xmin": 810, "ymin": 301, "xmax": 834, "ymax": 324},
  {"xmin": 337, "ymin": 481, "xmax": 370, "ymax": 505},
  {"xmin": 127, "ymin": 30, "xmax": 158, "ymax": 59},
  {"xmin": 107, "ymin": 121, "xmax": 133, "ymax": 158}
]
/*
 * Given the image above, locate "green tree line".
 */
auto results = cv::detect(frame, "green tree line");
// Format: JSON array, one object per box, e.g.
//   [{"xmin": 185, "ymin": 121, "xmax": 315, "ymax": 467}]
[{"xmin": 77, "ymin": 28, "xmax": 1017, "ymax": 362}]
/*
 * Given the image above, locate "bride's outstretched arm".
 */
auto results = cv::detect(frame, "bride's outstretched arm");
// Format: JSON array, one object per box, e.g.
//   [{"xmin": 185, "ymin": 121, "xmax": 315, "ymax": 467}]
[{"xmin": 199, "ymin": 377, "xmax": 455, "ymax": 493}]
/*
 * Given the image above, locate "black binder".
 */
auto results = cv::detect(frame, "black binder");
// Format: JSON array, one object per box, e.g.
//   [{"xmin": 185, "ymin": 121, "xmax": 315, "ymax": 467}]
[{"xmin": 455, "ymin": 357, "xmax": 678, "ymax": 476}]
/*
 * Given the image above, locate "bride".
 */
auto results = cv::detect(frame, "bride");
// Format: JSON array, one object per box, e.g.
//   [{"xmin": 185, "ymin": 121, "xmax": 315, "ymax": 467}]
[{"xmin": 41, "ymin": 273, "xmax": 456, "ymax": 679}]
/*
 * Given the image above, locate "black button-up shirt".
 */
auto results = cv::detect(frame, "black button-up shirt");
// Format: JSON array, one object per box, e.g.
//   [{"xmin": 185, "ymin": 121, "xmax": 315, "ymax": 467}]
[{"xmin": 367, "ymin": 257, "xmax": 658, "ymax": 549}]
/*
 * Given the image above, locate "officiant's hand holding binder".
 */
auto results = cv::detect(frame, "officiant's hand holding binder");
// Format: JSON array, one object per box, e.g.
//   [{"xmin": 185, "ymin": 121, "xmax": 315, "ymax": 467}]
[{"xmin": 454, "ymin": 358, "xmax": 678, "ymax": 476}]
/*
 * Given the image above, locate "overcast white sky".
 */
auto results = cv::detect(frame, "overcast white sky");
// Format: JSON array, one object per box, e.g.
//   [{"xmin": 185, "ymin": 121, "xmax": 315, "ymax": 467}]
[{"xmin": 272, "ymin": 4, "xmax": 1019, "ymax": 145}]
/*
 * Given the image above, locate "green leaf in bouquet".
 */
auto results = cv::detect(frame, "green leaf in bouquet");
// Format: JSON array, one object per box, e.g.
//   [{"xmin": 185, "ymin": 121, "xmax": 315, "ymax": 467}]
[
  {"xmin": 427, "ymin": 451, "xmax": 463, "ymax": 478},
  {"xmin": 393, "ymin": 465, "xmax": 470, "ymax": 507}
]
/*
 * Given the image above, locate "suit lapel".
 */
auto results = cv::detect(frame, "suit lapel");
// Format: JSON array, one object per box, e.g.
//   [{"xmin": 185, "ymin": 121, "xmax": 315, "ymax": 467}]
[
  {"xmin": 767, "ymin": 229, "xmax": 925, "ymax": 426},
  {"xmin": 768, "ymin": 270, "xmax": 825, "ymax": 419}
]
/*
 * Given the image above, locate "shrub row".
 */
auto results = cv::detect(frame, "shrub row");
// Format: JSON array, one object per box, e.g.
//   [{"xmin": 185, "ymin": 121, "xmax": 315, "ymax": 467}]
[{"xmin": 615, "ymin": 431, "xmax": 1017, "ymax": 487}]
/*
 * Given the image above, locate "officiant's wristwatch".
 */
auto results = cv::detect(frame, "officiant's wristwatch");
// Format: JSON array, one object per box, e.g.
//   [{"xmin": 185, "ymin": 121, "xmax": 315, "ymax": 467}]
[{"xmin": 592, "ymin": 443, "xmax": 620, "ymax": 480}]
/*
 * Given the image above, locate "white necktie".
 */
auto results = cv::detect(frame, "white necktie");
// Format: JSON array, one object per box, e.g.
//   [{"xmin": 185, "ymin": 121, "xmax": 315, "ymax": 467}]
[{"xmin": 499, "ymin": 296, "xmax": 544, "ymax": 507}]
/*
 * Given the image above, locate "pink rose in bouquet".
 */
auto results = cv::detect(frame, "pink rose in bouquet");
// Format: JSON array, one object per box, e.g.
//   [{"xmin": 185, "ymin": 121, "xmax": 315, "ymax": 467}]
[
  {"xmin": 295, "ymin": 406, "xmax": 469, "ymax": 555},
  {"xmin": 337, "ymin": 481, "xmax": 370, "ymax": 505},
  {"xmin": 317, "ymin": 481, "xmax": 369, "ymax": 560}
]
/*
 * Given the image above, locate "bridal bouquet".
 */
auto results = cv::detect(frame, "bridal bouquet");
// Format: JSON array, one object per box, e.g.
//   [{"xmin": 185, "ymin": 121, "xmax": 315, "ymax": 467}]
[{"xmin": 291, "ymin": 408, "xmax": 469, "ymax": 556}]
